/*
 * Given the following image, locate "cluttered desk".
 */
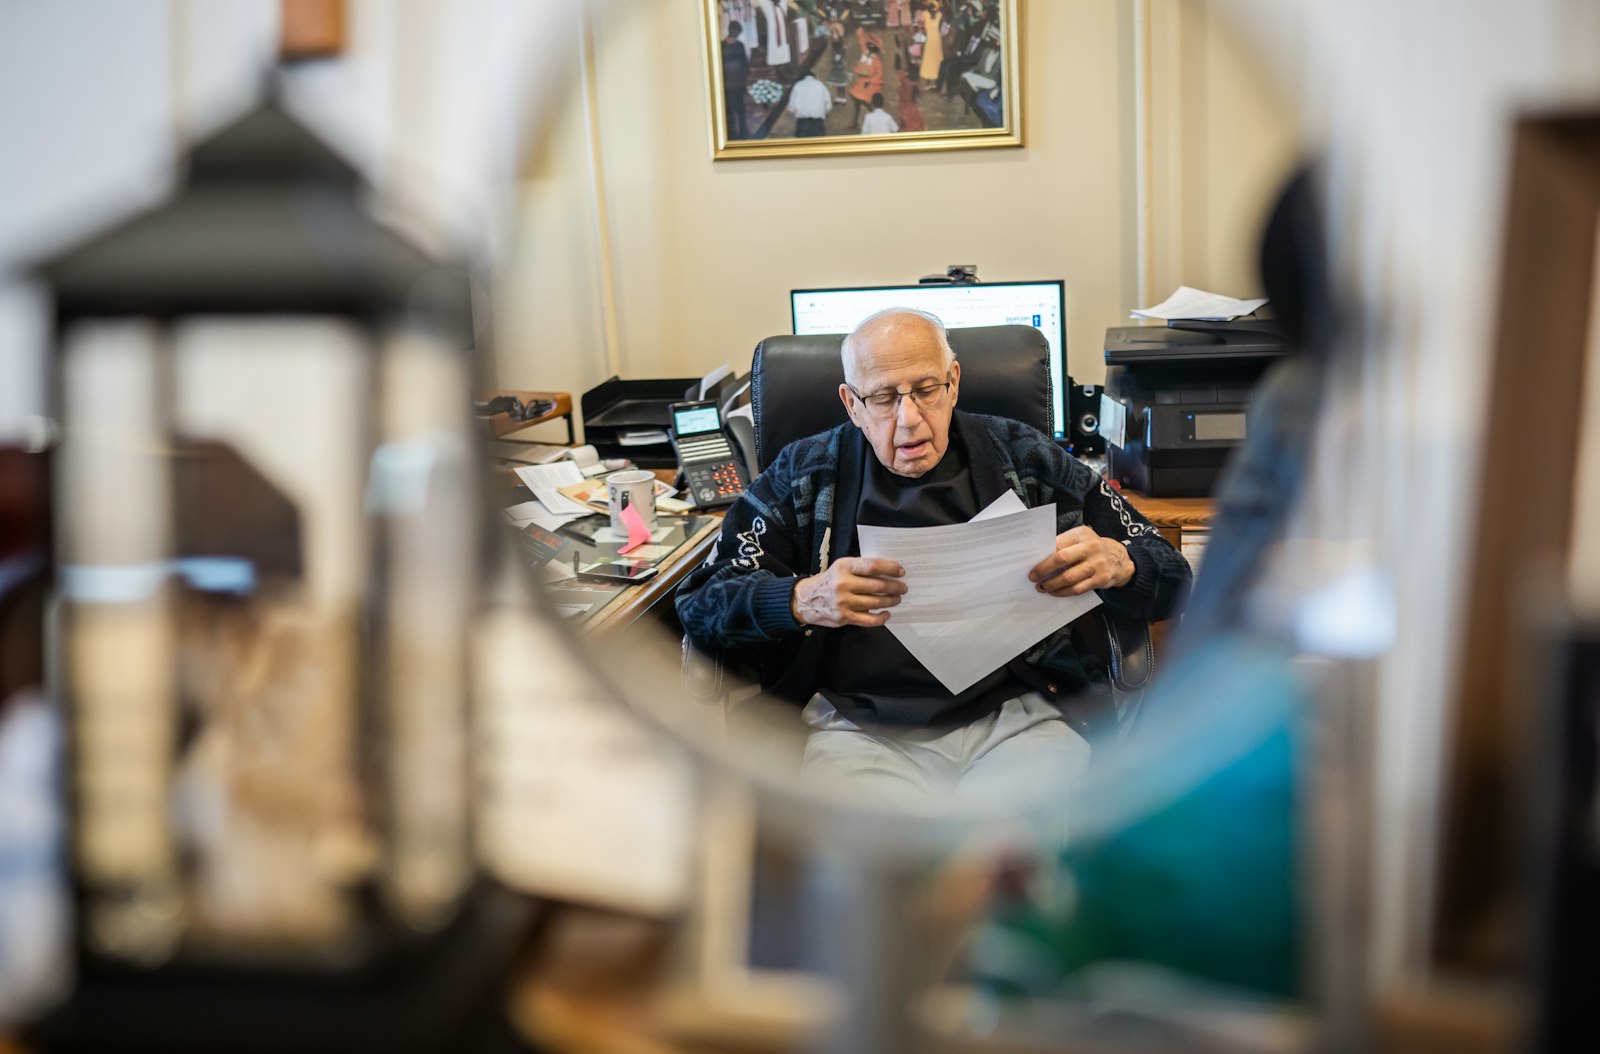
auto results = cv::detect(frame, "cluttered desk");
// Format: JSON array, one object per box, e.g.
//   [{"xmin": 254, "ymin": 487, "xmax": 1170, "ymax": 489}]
[
  {"xmin": 523, "ymin": 507, "xmax": 720, "ymax": 632},
  {"xmin": 495, "ymin": 461, "xmax": 719, "ymax": 633},
  {"xmin": 483, "ymin": 366, "xmax": 763, "ymax": 637}
]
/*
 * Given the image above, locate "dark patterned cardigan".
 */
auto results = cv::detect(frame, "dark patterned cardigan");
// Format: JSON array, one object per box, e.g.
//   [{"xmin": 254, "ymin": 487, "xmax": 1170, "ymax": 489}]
[{"xmin": 676, "ymin": 410, "xmax": 1192, "ymax": 732}]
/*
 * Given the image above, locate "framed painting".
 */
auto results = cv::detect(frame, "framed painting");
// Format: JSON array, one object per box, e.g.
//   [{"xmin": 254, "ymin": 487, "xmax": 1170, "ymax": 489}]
[{"xmin": 702, "ymin": 0, "xmax": 1021, "ymax": 160}]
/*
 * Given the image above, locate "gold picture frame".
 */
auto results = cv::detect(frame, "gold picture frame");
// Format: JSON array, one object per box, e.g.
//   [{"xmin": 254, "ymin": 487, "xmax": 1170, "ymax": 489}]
[{"xmin": 702, "ymin": 0, "xmax": 1021, "ymax": 160}]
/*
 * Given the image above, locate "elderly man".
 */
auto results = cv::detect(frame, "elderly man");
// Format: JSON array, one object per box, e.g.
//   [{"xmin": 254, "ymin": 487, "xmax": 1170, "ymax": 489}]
[{"xmin": 677, "ymin": 309, "xmax": 1190, "ymax": 801}]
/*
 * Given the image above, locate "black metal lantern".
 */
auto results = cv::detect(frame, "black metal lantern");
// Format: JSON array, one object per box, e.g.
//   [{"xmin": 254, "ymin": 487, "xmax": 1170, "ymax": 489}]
[{"xmin": 35, "ymin": 94, "xmax": 489, "ymax": 985}]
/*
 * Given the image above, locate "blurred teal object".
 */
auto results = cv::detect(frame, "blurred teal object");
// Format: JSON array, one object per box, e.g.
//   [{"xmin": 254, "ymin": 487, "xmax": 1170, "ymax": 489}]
[{"xmin": 973, "ymin": 635, "xmax": 1304, "ymax": 1000}]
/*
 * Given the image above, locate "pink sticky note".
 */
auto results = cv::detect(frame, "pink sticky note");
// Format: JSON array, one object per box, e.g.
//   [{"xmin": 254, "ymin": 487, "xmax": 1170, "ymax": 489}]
[{"xmin": 616, "ymin": 501, "xmax": 653, "ymax": 554}]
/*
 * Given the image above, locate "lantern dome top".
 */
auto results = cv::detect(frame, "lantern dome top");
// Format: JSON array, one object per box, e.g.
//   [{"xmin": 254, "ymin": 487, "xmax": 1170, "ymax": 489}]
[{"xmin": 184, "ymin": 98, "xmax": 362, "ymax": 189}]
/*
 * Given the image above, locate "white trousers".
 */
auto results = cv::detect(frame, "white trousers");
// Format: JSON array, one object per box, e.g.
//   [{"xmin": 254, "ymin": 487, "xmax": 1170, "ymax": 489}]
[{"xmin": 800, "ymin": 693, "xmax": 1090, "ymax": 832}]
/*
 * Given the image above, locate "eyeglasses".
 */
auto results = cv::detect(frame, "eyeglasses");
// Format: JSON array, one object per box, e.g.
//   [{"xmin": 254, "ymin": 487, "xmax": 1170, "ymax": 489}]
[{"xmin": 846, "ymin": 372, "xmax": 954, "ymax": 415}]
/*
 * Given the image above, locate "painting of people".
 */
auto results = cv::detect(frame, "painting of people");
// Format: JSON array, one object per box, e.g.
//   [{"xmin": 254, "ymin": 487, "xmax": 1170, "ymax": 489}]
[{"xmin": 706, "ymin": 0, "xmax": 1019, "ymax": 159}]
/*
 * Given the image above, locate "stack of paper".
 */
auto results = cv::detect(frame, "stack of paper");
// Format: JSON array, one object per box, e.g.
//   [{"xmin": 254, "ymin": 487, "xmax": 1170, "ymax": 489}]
[
  {"xmin": 857, "ymin": 493, "xmax": 1101, "ymax": 694},
  {"xmin": 514, "ymin": 463, "xmax": 593, "ymax": 516},
  {"xmin": 1131, "ymin": 285, "xmax": 1268, "ymax": 321},
  {"xmin": 503, "ymin": 500, "xmax": 580, "ymax": 532},
  {"xmin": 565, "ymin": 444, "xmax": 612, "ymax": 477},
  {"xmin": 489, "ymin": 441, "xmax": 570, "ymax": 466}
]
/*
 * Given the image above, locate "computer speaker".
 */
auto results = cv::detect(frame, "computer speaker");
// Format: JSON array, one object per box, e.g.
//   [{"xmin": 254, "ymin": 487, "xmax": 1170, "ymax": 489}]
[{"xmin": 1066, "ymin": 382, "xmax": 1106, "ymax": 456}]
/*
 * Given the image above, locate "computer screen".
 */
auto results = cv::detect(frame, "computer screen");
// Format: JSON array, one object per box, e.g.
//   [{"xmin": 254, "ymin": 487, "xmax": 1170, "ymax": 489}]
[{"xmin": 790, "ymin": 281, "xmax": 1069, "ymax": 439}]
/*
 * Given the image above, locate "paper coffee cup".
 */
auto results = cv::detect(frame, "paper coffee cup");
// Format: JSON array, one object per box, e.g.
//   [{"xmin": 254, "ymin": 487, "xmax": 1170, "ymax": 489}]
[{"xmin": 607, "ymin": 470, "xmax": 657, "ymax": 534}]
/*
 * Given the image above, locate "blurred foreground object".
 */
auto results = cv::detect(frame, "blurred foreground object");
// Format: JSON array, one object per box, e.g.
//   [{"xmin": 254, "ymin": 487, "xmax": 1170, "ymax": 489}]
[
  {"xmin": 19, "ymin": 93, "xmax": 536, "ymax": 1052},
  {"xmin": 1531, "ymin": 616, "xmax": 1600, "ymax": 1052}
]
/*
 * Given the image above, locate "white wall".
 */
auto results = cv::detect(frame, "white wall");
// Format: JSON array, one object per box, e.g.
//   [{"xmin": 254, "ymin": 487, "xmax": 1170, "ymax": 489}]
[
  {"xmin": 0, "ymin": 0, "xmax": 179, "ymax": 438},
  {"xmin": 0, "ymin": 0, "xmax": 577, "ymax": 443},
  {"xmin": 494, "ymin": 0, "xmax": 1301, "ymax": 409}
]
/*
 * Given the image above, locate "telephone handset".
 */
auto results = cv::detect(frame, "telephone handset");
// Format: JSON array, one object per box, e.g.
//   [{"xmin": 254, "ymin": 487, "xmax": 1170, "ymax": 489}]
[{"xmin": 669, "ymin": 399, "xmax": 749, "ymax": 507}]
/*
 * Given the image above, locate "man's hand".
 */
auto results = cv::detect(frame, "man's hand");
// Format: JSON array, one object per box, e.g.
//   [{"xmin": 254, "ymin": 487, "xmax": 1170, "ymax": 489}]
[
  {"xmin": 1029, "ymin": 526, "xmax": 1135, "ymax": 597},
  {"xmin": 792, "ymin": 557, "xmax": 906, "ymax": 628}
]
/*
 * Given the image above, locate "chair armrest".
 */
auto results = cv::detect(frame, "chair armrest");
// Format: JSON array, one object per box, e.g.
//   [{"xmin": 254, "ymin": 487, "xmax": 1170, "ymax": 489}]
[
  {"xmin": 1073, "ymin": 608, "xmax": 1156, "ymax": 740},
  {"xmin": 681, "ymin": 633, "xmax": 726, "ymax": 703},
  {"xmin": 726, "ymin": 414, "xmax": 757, "ymax": 481},
  {"xmin": 1095, "ymin": 608, "xmax": 1155, "ymax": 694}
]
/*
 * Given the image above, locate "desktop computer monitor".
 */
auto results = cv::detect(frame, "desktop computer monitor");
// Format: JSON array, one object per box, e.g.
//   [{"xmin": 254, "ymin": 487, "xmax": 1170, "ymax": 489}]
[{"xmin": 790, "ymin": 280, "xmax": 1069, "ymax": 439}]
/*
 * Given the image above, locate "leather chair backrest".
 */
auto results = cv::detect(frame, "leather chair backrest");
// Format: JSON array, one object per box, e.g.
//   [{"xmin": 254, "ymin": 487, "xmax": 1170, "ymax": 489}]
[{"xmin": 749, "ymin": 324, "xmax": 1053, "ymax": 472}]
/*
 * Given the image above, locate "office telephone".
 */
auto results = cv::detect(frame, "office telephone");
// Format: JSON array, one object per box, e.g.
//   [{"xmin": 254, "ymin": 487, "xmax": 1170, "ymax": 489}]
[{"xmin": 669, "ymin": 399, "xmax": 749, "ymax": 507}]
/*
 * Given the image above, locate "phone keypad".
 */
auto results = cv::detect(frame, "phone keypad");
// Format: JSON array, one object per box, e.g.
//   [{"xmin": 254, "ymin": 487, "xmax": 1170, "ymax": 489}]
[{"xmin": 687, "ymin": 460, "xmax": 746, "ymax": 505}]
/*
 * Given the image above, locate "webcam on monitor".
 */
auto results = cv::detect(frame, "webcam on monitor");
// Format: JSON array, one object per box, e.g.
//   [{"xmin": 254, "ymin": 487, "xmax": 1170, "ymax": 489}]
[{"xmin": 919, "ymin": 264, "xmax": 980, "ymax": 285}]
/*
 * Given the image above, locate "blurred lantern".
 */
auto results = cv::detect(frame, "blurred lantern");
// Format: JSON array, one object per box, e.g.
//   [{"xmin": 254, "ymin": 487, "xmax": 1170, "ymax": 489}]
[{"xmin": 33, "ymin": 91, "xmax": 492, "ymax": 997}]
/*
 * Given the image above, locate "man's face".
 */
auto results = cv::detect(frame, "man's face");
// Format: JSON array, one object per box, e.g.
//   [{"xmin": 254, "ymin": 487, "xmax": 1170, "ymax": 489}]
[{"xmin": 838, "ymin": 316, "xmax": 961, "ymax": 478}]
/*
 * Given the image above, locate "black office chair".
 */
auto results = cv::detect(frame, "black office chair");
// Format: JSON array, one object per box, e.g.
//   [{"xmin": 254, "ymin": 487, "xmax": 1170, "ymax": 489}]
[{"xmin": 683, "ymin": 325, "xmax": 1155, "ymax": 740}]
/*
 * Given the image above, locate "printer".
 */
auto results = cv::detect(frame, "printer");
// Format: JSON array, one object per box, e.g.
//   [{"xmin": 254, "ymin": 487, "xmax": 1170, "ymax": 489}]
[{"xmin": 1099, "ymin": 317, "xmax": 1290, "ymax": 497}]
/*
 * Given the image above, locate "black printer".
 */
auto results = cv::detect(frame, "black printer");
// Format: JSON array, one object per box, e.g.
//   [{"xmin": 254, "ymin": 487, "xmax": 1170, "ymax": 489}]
[{"xmin": 1100, "ymin": 317, "xmax": 1290, "ymax": 497}]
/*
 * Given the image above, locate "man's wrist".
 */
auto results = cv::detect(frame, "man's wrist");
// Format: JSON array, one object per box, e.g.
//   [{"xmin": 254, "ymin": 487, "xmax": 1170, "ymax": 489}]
[
  {"xmin": 1110, "ymin": 540, "xmax": 1136, "ymax": 588},
  {"xmin": 790, "ymin": 575, "xmax": 811, "ymax": 625}
]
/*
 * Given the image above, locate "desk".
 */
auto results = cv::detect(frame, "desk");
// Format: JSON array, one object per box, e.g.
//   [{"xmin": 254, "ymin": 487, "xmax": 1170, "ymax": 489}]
[
  {"xmin": 512, "ymin": 468, "xmax": 723, "ymax": 635},
  {"xmin": 1122, "ymin": 490, "xmax": 1213, "ymax": 555},
  {"xmin": 579, "ymin": 517, "xmax": 720, "ymax": 633}
]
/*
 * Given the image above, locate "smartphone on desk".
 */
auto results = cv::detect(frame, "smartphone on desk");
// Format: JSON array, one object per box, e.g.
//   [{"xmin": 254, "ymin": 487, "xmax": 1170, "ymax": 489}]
[{"xmin": 575, "ymin": 559, "xmax": 660, "ymax": 584}]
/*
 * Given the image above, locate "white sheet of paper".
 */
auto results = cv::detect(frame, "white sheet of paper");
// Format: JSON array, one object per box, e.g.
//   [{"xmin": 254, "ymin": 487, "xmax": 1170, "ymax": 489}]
[
  {"xmin": 503, "ymin": 500, "xmax": 580, "ymax": 531},
  {"xmin": 514, "ymin": 462, "xmax": 593, "ymax": 516},
  {"xmin": 1130, "ymin": 285, "xmax": 1268, "ymax": 321},
  {"xmin": 563, "ymin": 445, "xmax": 611, "ymax": 477},
  {"xmin": 857, "ymin": 496, "xmax": 1102, "ymax": 694},
  {"xmin": 697, "ymin": 362, "xmax": 733, "ymax": 400},
  {"xmin": 593, "ymin": 524, "xmax": 671, "ymax": 545},
  {"xmin": 492, "ymin": 441, "xmax": 569, "ymax": 465},
  {"xmin": 515, "ymin": 462, "xmax": 583, "ymax": 490},
  {"xmin": 1098, "ymin": 391, "xmax": 1128, "ymax": 450},
  {"xmin": 540, "ymin": 559, "xmax": 578, "ymax": 583},
  {"xmin": 535, "ymin": 490, "xmax": 593, "ymax": 516}
]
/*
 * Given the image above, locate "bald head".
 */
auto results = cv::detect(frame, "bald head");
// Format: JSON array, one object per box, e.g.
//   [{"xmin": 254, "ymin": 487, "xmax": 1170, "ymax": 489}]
[{"xmin": 840, "ymin": 308, "xmax": 954, "ymax": 387}]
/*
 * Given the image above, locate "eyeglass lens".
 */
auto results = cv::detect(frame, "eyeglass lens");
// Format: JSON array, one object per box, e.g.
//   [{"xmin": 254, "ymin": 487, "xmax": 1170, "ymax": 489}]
[{"xmin": 861, "ymin": 381, "xmax": 948, "ymax": 411}]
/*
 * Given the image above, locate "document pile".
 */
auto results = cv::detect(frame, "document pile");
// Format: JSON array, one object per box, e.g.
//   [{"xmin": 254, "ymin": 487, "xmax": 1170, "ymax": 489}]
[
  {"xmin": 502, "ymin": 500, "xmax": 576, "ymax": 533},
  {"xmin": 513, "ymin": 462, "xmax": 592, "ymax": 517},
  {"xmin": 1131, "ymin": 285, "xmax": 1268, "ymax": 322},
  {"xmin": 857, "ymin": 493, "xmax": 1102, "ymax": 694}
]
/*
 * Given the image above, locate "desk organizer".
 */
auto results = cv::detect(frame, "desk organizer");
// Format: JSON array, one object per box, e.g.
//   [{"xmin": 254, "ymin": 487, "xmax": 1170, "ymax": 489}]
[{"xmin": 580, "ymin": 376, "xmax": 698, "ymax": 469}]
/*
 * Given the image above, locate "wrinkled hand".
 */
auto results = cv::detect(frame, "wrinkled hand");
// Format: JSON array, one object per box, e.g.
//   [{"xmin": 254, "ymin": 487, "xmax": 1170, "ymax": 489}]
[
  {"xmin": 1029, "ymin": 526, "xmax": 1135, "ymax": 597},
  {"xmin": 792, "ymin": 557, "xmax": 906, "ymax": 628}
]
